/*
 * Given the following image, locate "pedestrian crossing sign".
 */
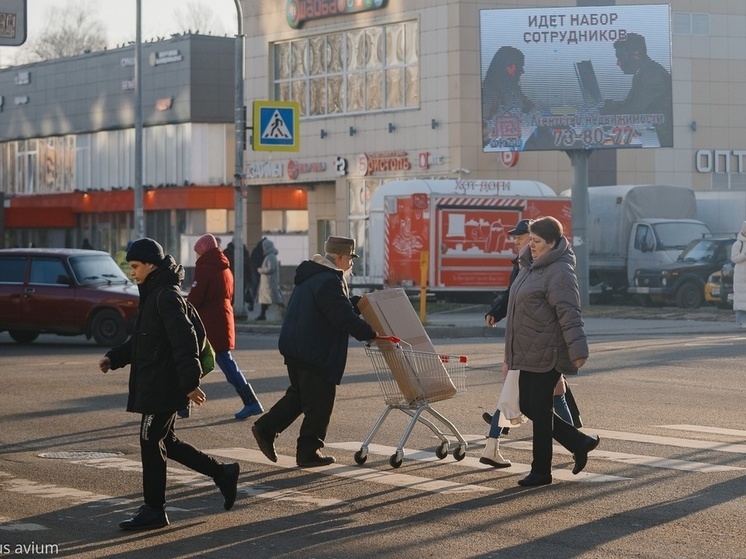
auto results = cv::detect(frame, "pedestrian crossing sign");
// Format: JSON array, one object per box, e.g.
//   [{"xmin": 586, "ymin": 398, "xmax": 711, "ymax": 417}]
[{"xmin": 252, "ymin": 100, "xmax": 300, "ymax": 152}]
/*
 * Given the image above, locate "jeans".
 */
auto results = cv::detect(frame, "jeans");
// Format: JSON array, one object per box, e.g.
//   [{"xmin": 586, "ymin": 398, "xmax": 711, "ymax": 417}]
[{"xmin": 215, "ymin": 350, "xmax": 249, "ymax": 389}]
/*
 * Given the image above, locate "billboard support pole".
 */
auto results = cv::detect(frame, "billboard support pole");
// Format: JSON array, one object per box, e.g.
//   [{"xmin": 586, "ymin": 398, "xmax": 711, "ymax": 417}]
[{"xmin": 567, "ymin": 149, "xmax": 591, "ymax": 308}]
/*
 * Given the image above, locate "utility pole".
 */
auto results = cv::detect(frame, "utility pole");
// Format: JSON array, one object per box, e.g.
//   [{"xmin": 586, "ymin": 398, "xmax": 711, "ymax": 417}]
[
  {"xmin": 134, "ymin": 0, "xmax": 144, "ymax": 239},
  {"xmin": 232, "ymin": 0, "xmax": 247, "ymax": 318}
]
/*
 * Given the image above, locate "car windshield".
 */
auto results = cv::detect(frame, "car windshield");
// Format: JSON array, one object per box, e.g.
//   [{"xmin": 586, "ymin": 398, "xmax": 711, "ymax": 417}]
[
  {"xmin": 70, "ymin": 254, "xmax": 131, "ymax": 285},
  {"xmin": 653, "ymin": 222, "xmax": 711, "ymax": 250},
  {"xmin": 677, "ymin": 239, "xmax": 720, "ymax": 263}
]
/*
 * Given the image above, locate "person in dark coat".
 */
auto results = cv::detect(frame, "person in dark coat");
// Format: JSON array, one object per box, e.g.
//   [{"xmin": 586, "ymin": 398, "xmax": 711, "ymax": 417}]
[
  {"xmin": 99, "ymin": 237, "xmax": 240, "ymax": 531},
  {"xmin": 188, "ymin": 233, "xmax": 263, "ymax": 420},
  {"xmin": 251, "ymin": 236, "xmax": 377, "ymax": 467},
  {"xmin": 224, "ymin": 239, "xmax": 254, "ymax": 312},
  {"xmin": 601, "ymin": 32, "xmax": 673, "ymax": 147}
]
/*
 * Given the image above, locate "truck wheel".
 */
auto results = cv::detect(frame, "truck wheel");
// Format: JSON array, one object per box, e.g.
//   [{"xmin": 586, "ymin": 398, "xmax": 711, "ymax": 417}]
[{"xmin": 676, "ymin": 282, "xmax": 703, "ymax": 309}]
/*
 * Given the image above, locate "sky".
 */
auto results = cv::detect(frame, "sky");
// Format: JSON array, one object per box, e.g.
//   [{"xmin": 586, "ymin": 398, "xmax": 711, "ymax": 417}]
[{"xmin": 0, "ymin": 0, "xmax": 240, "ymax": 66}]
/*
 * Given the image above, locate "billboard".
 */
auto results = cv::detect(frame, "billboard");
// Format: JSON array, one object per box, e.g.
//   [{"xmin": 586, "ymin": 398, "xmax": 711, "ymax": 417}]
[{"xmin": 480, "ymin": 4, "xmax": 672, "ymax": 152}]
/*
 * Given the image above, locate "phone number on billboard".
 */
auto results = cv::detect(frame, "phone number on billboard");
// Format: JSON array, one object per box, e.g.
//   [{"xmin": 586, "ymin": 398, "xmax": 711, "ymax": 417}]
[{"xmin": 551, "ymin": 126, "xmax": 637, "ymax": 148}]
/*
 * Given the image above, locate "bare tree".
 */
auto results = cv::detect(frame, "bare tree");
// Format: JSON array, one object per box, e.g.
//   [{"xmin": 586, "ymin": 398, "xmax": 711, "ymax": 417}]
[
  {"xmin": 175, "ymin": 1, "xmax": 230, "ymax": 36},
  {"xmin": 20, "ymin": 1, "xmax": 107, "ymax": 63}
]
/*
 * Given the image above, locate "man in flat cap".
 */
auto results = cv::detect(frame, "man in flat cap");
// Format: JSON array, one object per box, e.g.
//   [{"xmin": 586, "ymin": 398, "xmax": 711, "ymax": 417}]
[{"xmin": 252, "ymin": 235, "xmax": 377, "ymax": 467}]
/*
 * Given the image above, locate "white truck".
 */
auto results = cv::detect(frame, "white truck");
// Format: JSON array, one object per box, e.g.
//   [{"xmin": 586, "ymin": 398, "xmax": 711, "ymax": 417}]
[
  {"xmin": 576, "ymin": 184, "xmax": 713, "ymax": 301},
  {"xmin": 695, "ymin": 190, "xmax": 746, "ymax": 236},
  {"xmin": 352, "ymin": 179, "xmax": 571, "ymax": 299}
]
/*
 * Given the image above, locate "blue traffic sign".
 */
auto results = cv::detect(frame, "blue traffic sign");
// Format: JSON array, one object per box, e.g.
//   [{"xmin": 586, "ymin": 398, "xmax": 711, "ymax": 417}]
[{"xmin": 252, "ymin": 100, "xmax": 300, "ymax": 152}]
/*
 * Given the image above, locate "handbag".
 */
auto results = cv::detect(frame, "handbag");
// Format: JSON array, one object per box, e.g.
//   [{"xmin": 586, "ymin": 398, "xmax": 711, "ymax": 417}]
[
  {"xmin": 186, "ymin": 301, "xmax": 215, "ymax": 378},
  {"xmin": 496, "ymin": 369, "xmax": 527, "ymax": 426}
]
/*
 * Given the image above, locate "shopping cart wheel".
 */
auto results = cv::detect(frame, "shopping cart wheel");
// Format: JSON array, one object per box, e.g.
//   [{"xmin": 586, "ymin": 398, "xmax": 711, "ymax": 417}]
[
  {"xmin": 453, "ymin": 445, "xmax": 467, "ymax": 461},
  {"xmin": 435, "ymin": 441, "xmax": 449, "ymax": 460},
  {"xmin": 389, "ymin": 452, "xmax": 403, "ymax": 468},
  {"xmin": 354, "ymin": 449, "xmax": 368, "ymax": 465}
]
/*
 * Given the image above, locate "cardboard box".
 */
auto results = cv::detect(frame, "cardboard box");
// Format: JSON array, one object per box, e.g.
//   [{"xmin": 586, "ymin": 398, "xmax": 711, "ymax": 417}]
[{"xmin": 358, "ymin": 289, "xmax": 456, "ymax": 403}]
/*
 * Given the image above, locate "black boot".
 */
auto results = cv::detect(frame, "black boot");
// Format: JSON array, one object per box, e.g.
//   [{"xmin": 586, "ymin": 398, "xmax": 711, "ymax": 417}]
[
  {"xmin": 256, "ymin": 304, "xmax": 268, "ymax": 321},
  {"xmin": 235, "ymin": 384, "xmax": 264, "ymax": 420}
]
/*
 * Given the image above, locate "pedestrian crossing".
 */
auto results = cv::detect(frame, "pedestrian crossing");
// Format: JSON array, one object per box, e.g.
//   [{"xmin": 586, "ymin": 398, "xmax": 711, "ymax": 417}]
[{"xmin": 0, "ymin": 424, "xmax": 744, "ymax": 533}]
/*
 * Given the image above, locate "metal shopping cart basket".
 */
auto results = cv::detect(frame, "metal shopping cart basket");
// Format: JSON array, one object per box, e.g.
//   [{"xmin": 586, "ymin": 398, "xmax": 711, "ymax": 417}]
[{"xmin": 354, "ymin": 336, "xmax": 468, "ymax": 468}]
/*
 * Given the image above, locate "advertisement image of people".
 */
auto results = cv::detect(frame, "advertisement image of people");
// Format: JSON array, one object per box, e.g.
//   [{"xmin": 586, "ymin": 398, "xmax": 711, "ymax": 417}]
[{"xmin": 480, "ymin": 4, "xmax": 672, "ymax": 152}]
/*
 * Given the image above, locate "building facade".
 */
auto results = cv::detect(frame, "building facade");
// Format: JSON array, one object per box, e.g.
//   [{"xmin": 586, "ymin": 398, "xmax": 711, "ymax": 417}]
[
  {"xmin": 3, "ymin": 1, "xmax": 746, "ymax": 282},
  {"xmin": 244, "ymin": 0, "xmax": 746, "ymax": 277}
]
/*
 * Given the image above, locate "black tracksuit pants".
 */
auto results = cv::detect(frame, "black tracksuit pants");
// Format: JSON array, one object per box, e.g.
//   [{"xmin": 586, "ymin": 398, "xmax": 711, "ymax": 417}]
[{"xmin": 139, "ymin": 412, "xmax": 222, "ymax": 509}]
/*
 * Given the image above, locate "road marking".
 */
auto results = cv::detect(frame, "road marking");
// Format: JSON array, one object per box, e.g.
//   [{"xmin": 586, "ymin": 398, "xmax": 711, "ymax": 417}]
[
  {"xmin": 588, "ymin": 428, "xmax": 746, "ymax": 455},
  {"xmin": 209, "ymin": 447, "xmax": 495, "ymax": 494},
  {"xmin": 0, "ymin": 471, "xmax": 126, "ymax": 506},
  {"xmin": 325, "ymin": 442, "xmax": 627, "ymax": 483},
  {"xmin": 0, "ymin": 517, "xmax": 47, "ymax": 532},
  {"xmin": 502, "ymin": 441, "xmax": 745, "ymax": 473},
  {"xmin": 73, "ymin": 453, "xmax": 344, "ymax": 508},
  {"xmin": 658, "ymin": 424, "xmax": 746, "ymax": 437}
]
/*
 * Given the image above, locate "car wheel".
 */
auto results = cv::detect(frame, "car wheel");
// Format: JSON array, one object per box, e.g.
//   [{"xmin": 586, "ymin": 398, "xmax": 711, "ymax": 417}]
[
  {"xmin": 91, "ymin": 309, "xmax": 128, "ymax": 347},
  {"xmin": 9, "ymin": 330, "xmax": 40, "ymax": 344},
  {"xmin": 676, "ymin": 282, "xmax": 703, "ymax": 309}
]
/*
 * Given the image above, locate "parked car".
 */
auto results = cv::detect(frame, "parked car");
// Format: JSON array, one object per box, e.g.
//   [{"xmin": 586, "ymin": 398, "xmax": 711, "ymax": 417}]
[
  {"xmin": 720, "ymin": 261, "xmax": 734, "ymax": 309},
  {"xmin": 631, "ymin": 236, "xmax": 735, "ymax": 309},
  {"xmin": 0, "ymin": 248, "xmax": 139, "ymax": 346},
  {"xmin": 704, "ymin": 269, "xmax": 723, "ymax": 306}
]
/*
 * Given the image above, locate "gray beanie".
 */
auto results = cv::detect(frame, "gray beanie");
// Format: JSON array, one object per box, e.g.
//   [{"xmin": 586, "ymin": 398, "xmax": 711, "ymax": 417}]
[{"xmin": 126, "ymin": 238, "xmax": 165, "ymax": 264}]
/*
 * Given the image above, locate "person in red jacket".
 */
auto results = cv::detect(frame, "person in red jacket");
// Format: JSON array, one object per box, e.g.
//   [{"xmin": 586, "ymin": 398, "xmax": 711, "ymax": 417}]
[{"xmin": 187, "ymin": 234, "xmax": 264, "ymax": 420}]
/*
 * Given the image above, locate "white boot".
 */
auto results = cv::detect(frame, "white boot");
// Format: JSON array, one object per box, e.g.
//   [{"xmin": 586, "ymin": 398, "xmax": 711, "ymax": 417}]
[{"xmin": 479, "ymin": 437, "xmax": 511, "ymax": 468}]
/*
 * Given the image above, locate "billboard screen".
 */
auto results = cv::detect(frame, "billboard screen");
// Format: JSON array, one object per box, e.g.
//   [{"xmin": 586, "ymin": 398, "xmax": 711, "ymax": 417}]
[{"xmin": 480, "ymin": 4, "xmax": 672, "ymax": 152}]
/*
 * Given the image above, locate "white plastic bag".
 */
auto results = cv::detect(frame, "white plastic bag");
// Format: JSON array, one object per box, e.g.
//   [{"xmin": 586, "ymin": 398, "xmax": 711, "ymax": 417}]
[{"xmin": 497, "ymin": 369, "xmax": 527, "ymax": 426}]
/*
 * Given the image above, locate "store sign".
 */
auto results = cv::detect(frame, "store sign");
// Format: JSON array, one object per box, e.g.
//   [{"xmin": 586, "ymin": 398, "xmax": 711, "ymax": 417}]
[
  {"xmin": 418, "ymin": 152, "xmax": 446, "ymax": 170},
  {"xmin": 335, "ymin": 156, "xmax": 348, "ymax": 176},
  {"xmin": 14, "ymin": 71, "xmax": 29, "ymax": 85},
  {"xmin": 246, "ymin": 161, "xmax": 284, "ymax": 179},
  {"xmin": 149, "ymin": 49, "xmax": 183, "ymax": 66},
  {"xmin": 286, "ymin": 0, "xmax": 388, "ymax": 29},
  {"xmin": 357, "ymin": 151, "xmax": 411, "ymax": 176},
  {"xmin": 287, "ymin": 159, "xmax": 326, "ymax": 180},
  {"xmin": 695, "ymin": 149, "xmax": 746, "ymax": 174}
]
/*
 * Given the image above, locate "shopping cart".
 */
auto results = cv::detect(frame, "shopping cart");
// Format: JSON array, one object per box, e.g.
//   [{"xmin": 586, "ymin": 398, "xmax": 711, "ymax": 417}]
[{"xmin": 354, "ymin": 336, "xmax": 468, "ymax": 468}]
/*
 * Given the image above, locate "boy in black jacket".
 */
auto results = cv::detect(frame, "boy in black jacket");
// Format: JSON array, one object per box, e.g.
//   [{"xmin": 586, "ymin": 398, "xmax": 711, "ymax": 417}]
[{"xmin": 99, "ymin": 238, "xmax": 240, "ymax": 530}]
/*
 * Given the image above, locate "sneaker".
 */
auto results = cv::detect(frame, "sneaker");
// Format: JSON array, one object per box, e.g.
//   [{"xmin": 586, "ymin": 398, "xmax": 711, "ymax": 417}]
[
  {"xmin": 251, "ymin": 423, "xmax": 278, "ymax": 462},
  {"xmin": 297, "ymin": 452, "xmax": 336, "ymax": 468},
  {"xmin": 214, "ymin": 462, "xmax": 240, "ymax": 511},
  {"xmin": 119, "ymin": 504, "xmax": 169, "ymax": 531}
]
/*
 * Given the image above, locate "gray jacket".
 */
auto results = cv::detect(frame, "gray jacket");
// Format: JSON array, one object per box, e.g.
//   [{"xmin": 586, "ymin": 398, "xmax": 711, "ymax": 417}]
[{"xmin": 504, "ymin": 236, "xmax": 588, "ymax": 375}]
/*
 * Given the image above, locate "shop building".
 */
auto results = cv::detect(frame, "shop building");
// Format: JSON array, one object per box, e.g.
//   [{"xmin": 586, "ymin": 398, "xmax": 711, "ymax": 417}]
[
  {"xmin": 3, "ymin": 1, "xmax": 746, "ymax": 283},
  {"xmin": 244, "ymin": 0, "xmax": 746, "ymax": 278}
]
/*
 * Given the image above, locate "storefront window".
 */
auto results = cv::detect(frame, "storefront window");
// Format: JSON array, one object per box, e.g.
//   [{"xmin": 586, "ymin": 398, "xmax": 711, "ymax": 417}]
[{"xmin": 274, "ymin": 21, "xmax": 419, "ymax": 118}]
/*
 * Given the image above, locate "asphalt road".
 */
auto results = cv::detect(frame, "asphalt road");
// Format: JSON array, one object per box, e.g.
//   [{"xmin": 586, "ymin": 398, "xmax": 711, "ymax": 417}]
[{"xmin": 0, "ymin": 323, "xmax": 744, "ymax": 559}]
